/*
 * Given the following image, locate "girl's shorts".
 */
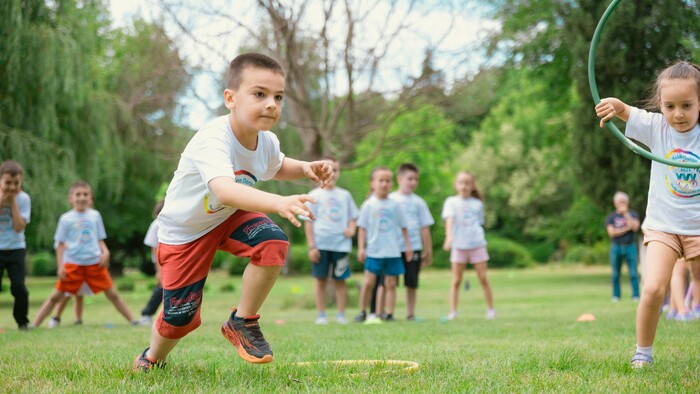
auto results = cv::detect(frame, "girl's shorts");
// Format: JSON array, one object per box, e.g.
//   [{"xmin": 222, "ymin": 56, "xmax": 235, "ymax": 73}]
[
  {"xmin": 56, "ymin": 263, "xmax": 112, "ymax": 295},
  {"xmin": 643, "ymin": 230, "xmax": 700, "ymax": 260},
  {"xmin": 450, "ymin": 246, "xmax": 489, "ymax": 264}
]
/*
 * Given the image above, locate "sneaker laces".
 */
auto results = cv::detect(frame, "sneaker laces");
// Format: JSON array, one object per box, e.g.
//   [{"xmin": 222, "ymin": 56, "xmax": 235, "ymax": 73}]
[{"xmin": 243, "ymin": 316, "xmax": 266, "ymax": 344}]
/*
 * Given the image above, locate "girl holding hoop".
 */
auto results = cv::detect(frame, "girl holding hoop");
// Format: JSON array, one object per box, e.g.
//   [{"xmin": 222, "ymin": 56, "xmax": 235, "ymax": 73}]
[{"xmin": 595, "ymin": 61, "xmax": 700, "ymax": 369}]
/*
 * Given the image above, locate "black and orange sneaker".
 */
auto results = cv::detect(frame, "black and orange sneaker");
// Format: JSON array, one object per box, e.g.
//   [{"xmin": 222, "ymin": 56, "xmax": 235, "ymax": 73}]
[
  {"xmin": 133, "ymin": 347, "xmax": 167, "ymax": 372},
  {"xmin": 221, "ymin": 307, "xmax": 273, "ymax": 364}
]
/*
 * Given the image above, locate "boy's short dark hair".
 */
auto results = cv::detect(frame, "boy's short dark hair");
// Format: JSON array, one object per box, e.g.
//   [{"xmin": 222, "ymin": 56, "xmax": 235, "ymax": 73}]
[
  {"xmin": 69, "ymin": 181, "xmax": 91, "ymax": 193},
  {"xmin": 226, "ymin": 53, "xmax": 286, "ymax": 90},
  {"xmin": 397, "ymin": 163, "xmax": 419, "ymax": 175},
  {"xmin": 0, "ymin": 160, "xmax": 23, "ymax": 177}
]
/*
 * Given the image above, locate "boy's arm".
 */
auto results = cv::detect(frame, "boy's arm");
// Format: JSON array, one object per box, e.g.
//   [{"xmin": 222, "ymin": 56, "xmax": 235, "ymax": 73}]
[
  {"xmin": 304, "ymin": 221, "xmax": 320, "ymax": 263},
  {"xmin": 9, "ymin": 195, "xmax": 27, "ymax": 232},
  {"xmin": 402, "ymin": 228, "xmax": 413, "ymax": 262},
  {"xmin": 209, "ymin": 177, "xmax": 315, "ymax": 227},
  {"xmin": 357, "ymin": 227, "xmax": 366, "ymax": 262},
  {"xmin": 56, "ymin": 242, "xmax": 67, "ymax": 279},
  {"xmin": 273, "ymin": 158, "xmax": 333, "ymax": 187},
  {"xmin": 98, "ymin": 240, "xmax": 110, "ymax": 268},
  {"xmin": 344, "ymin": 219, "xmax": 357, "ymax": 238},
  {"xmin": 595, "ymin": 97, "xmax": 631, "ymax": 128},
  {"xmin": 420, "ymin": 226, "xmax": 433, "ymax": 266}
]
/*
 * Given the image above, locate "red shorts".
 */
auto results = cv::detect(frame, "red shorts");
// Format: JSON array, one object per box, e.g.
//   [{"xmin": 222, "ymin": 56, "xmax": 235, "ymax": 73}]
[
  {"xmin": 56, "ymin": 263, "xmax": 113, "ymax": 295},
  {"xmin": 155, "ymin": 210, "xmax": 289, "ymax": 339}
]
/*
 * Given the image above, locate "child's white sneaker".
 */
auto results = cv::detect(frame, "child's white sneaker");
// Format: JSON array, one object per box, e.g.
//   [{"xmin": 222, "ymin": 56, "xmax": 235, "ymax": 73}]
[
  {"xmin": 447, "ymin": 311, "xmax": 458, "ymax": 321},
  {"xmin": 315, "ymin": 316, "xmax": 328, "ymax": 325},
  {"xmin": 485, "ymin": 309, "xmax": 497, "ymax": 320},
  {"xmin": 48, "ymin": 317, "xmax": 60, "ymax": 329},
  {"xmin": 336, "ymin": 315, "xmax": 348, "ymax": 325}
]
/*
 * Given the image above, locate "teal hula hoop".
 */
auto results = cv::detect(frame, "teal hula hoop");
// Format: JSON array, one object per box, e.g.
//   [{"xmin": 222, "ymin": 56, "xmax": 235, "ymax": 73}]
[{"xmin": 588, "ymin": 0, "xmax": 700, "ymax": 168}]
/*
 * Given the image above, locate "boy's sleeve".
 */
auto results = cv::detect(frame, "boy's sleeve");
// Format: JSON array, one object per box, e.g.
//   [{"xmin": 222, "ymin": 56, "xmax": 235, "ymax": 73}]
[
  {"xmin": 357, "ymin": 202, "xmax": 369, "ymax": 228},
  {"xmin": 418, "ymin": 198, "xmax": 434, "ymax": 227},
  {"xmin": 395, "ymin": 202, "xmax": 409, "ymax": 229},
  {"xmin": 95, "ymin": 212, "xmax": 107, "ymax": 240},
  {"xmin": 261, "ymin": 132, "xmax": 285, "ymax": 181},
  {"xmin": 54, "ymin": 215, "xmax": 66, "ymax": 244},
  {"xmin": 347, "ymin": 191, "xmax": 360, "ymax": 219},
  {"xmin": 185, "ymin": 131, "xmax": 236, "ymax": 185}
]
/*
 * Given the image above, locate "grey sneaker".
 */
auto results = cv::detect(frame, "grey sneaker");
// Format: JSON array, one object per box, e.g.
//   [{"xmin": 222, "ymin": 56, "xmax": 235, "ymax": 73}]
[
  {"xmin": 221, "ymin": 307, "xmax": 273, "ymax": 364},
  {"xmin": 631, "ymin": 353, "xmax": 654, "ymax": 369}
]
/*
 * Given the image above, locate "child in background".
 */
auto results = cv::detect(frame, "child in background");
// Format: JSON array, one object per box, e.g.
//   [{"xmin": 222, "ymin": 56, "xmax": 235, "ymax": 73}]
[
  {"xmin": 133, "ymin": 53, "xmax": 332, "ymax": 371},
  {"xmin": 665, "ymin": 258, "xmax": 695, "ymax": 321},
  {"xmin": 0, "ymin": 160, "xmax": 31, "ymax": 331},
  {"xmin": 355, "ymin": 167, "xmax": 412, "ymax": 323},
  {"xmin": 47, "ymin": 281, "xmax": 91, "ymax": 328},
  {"xmin": 137, "ymin": 200, "xmax": 166, "ymax": 326},
  {"xmin": 442, "ymin": 171, "xmax": 495, "ymax": 321},
  {"xmin": 303, "ymin": 158, "xmax": 358, "ymax": 325},
  {"xmin": 605, "ymin": 191, "xmax": 641, "ymax": 302},
  {"xmin": 32, "ymin": 181, "xmax": 138, "ymax": 327},
  {"xmin": 595, "ymin": 61, "xmax": 700, "ymax": 368},
  {"xmin": 388, "ymin": 163, "xmax": 434, "ymax": 320}
]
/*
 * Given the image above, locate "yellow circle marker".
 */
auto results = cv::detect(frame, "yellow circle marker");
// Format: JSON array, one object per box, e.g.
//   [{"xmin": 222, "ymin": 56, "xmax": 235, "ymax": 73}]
[{"xmin": 293, "ymin": 359, "xmax": 419, "ymax": 375}]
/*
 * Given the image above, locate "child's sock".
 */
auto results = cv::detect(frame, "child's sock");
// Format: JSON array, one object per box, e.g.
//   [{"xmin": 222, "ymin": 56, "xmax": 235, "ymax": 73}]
[
  {"xmin": 318, "ymin": 311, "xmax": 327, "ymax": 318},
  {"xmin": 232, "ymin": 310, "xmax": 244, "ymax": 321},
  {"xmin": 635, "ymin": 344, "xmax": 653, "ymax": 357}
]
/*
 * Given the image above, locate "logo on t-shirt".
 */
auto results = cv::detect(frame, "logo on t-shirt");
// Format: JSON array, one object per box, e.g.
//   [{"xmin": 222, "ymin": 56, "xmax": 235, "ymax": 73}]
[
  {"xmin": 376, "ymin": 208, "xmax": 394, "ymax": 232},
  {"xmin": 77, "ymin": 220, "xmax": 93, "ymax": 244},
  {"xmin": 665, "ymin": 148, "xmax": 700, "ymax": 198},
  {"xmin": 234, "ymin": 170, "xmax": 258, "ymax": 187},
  {"xmin": 323, "ymin": 197, "xmax": 343, "ymax": 223},
  {"xmin": 0, "ymin": 207, "xmax": 10, "ymax": 231}
]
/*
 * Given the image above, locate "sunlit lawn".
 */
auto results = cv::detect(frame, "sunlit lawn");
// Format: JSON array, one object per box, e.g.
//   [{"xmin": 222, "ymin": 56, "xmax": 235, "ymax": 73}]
[{"xmin": 1, "ymin": 264, "xmax": 698, "ymax": 393}]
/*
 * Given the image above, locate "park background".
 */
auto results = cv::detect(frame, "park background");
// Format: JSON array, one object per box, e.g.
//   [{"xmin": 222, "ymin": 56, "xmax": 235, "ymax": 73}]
[{"xmin": 1, "ymin": 0, "xmax": 699, "ymax": 274}]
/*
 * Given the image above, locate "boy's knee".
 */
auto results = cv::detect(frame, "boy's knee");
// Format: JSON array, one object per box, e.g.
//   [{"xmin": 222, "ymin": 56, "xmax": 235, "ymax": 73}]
[{"xmin": 249, "ymin": 240, "xmax": 289, "ymax": 267}]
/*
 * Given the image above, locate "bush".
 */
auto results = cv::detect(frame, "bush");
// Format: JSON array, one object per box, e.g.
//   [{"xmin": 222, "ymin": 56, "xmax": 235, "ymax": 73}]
[
  {"xmin": 563, "ymin": 242, "xmax": 610, "ymax": 266},
  {"xmin": 485, "ymin": 235, "xmax": 535, "ymax": 268},
  {"xmin": 526, "ymin": 241, "xmax": 557, "ymax": 263},
  {"xmin": 30, "ymin": 251, "xmax": 56, "ymax": 277}
]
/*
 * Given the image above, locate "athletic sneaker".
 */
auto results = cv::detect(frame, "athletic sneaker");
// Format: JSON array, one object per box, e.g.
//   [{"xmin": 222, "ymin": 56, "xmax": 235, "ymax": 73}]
[
  {"xmin": 364, "ymin": 315, "xmax": 383, "ymax": 325},
  {"xmin": 630, "ymin": 353, "xmax": 654, "ymax": 369},
  {"xmin": 447, "ymin": 311, "xmax": 458, "ymax": 321},
  {"xmin": 674, "ymin": 312, "xmax": 696, "ymax": 322},
  {"xmin": 383, "ymin": 314, "xmax": 395, "ymax": 322},
  {"xmin": 139, "ymin": 315, "xmax": 152, "ymax": 326},
  {"xmin": 406, "ymin": 315, "xmax": 415, "ymax": 321},
  {"xmin": 336, "ymin": 315, "xmax": 348, "ymax": 325},
  {"xmin": 221, "ymin": 308, "xmax": 273, "ymax": 364},
  {"xmin": 665, "ymin": 310, "xmax": 677, "ymax": 320},
  {"xmin": 354, "ymin": 311, "xmax": 367, "ymax": 323},
  {"xmin": 132, "ymin": 347, "xmax": 166, "ymax": 372},
  {"xmin": 611, "ymin": 297, "xmax": 620, "ymax": 303},
  {"xmin": 315, "ymin": 316, "xmax": 329, "ymax": 325},
  {"xmin": 48, "ymin": 317, "xmax": 61, "ymax": 329}
]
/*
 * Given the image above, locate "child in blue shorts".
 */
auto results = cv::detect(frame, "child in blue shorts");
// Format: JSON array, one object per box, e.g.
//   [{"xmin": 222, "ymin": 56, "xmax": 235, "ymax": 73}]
[
  {"xmin": 303, "ymin": 158, "xmax": 359, "ymax": 324},
  {"xmin": 355, "ymin": 166, "xmax": 412, "ymax": 323}
]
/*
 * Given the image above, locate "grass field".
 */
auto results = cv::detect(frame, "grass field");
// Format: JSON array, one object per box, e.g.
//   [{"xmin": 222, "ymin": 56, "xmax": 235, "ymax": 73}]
[{"xmin": 1, "ymin": 265, "xmax": 698, "ymax": 393}]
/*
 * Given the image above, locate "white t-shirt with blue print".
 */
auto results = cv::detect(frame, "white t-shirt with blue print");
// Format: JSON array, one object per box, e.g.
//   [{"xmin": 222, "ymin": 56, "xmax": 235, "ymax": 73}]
[
  {"xmin": 441, "ymin": 196, "xmax": 486, "ymax": 250},
  {"xmin": 54, "ymin": 208, "xmax": 107, "ymax": 266},
  {"xmin": 304, "ymin": 187, "xmax": 359, "ymax": 253},
  {"xmin": 0, "ymin": 191, "xmax": 30, "ymax": 250},
  {"xmin": 389, "ymin": 191, "xmax": 434, "ymax": 252},
  {"xmin": 357, "ymin": 195, "xmax": 408, "ymax": 258}
]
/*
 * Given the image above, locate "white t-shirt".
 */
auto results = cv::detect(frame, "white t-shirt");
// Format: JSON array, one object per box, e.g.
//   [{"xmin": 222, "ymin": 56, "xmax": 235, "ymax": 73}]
[
  {"xmin": 144, "ymin": 219, "xmax": 159, "ymax": 263},
  {"xmin": 304, "ymin": 187, "xmax": 359, "ymax": 253},
  {"xmin": 357, "ymin": 195, "xmax": 408, "ymax": 258},
  {"xmin": 627, "ymin": 107, "xmax": 700, "ymax": 235},
  {"xmin": 441, "ymin": 196, "xmax": 486, "ymax": 250},
  {"xmin": 158, "ymin": 115, "xmax": 285, "ymax": 244},
  {"xmin": 0, "ymin": 191, "xmax": 31, "ymax": 250},
  {"xmin": 389, "ymin": 191, "xmax": 434, "ymax": 252},
  {"xmin": 54, "ymin": 208, "xmax": 107, "ymax": 266}
]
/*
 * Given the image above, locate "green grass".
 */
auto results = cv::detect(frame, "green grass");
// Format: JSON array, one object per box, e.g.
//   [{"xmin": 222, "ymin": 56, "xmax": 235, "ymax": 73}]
[{"xmin": 1, "ymin": 265, "xmax": 698, "ymax": 393}]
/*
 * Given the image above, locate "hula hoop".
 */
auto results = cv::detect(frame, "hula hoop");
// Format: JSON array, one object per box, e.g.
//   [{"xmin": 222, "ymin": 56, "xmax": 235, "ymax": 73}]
[
  {"xmin": 588, "ymin": 0, "xmax": 700, "ymax": 168},
  {"xmin": 293, "ymin": 359, "xmax": 419, "ymax": 375}
]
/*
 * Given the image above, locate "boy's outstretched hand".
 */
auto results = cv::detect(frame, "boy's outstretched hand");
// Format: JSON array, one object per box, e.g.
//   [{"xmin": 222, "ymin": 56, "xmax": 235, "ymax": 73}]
[
  {"xmin": 304, "ymin": 160, "xmax": 334, "ymax": 188},
  {"xmin": 277, "ymin": 194, "xmax": 317, "ymax": 227}
]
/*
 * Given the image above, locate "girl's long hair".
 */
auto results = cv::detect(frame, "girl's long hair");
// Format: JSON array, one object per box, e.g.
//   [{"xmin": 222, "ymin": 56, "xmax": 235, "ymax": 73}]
[{"xmin": 459, "ymin": 171, "xmax": 484, "ymax": 202}]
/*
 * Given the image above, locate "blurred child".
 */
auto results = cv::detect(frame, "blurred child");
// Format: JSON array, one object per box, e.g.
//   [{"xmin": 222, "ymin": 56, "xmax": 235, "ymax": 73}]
[
  {"xmin": 595, "ymin": 61, "xmax": 700, "ymax": 368},
  {"xmin": 47, "ymin": 282, "xmax": 91, "ymax": 328},
  {"xmin": 32, "ymin": 181, "xmax": 138, "ymax": 327},
  {"xmin": 137, "ymin": 200, "xmax": 166, "ymax": 326},
  {"xmin": 133, "ymin": 53, "xmax": 332, "ymax": 371},
  {"xmin": 303, "ymin": 158, "xmax": 358, "ymax": 325},
  {"xmin": 354, "ymin": 167, "xmax": 412, "ymax": 323},
  {"xmin": 665, "ymin": 258, "xmax": 695, "ymax": 321},
  {"xmin": 0, "ymin": 160, "xmax": 31, "ymax": 331},
  {"xmin": 442, "ymin": 171, "xmax": 495, "ymax": 321},
  {"xmin": 388, "ymin": 163, "xmax": 434, "ymax": 320}
]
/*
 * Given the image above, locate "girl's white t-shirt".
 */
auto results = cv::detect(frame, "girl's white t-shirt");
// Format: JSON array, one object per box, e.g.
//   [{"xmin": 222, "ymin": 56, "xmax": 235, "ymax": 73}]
[
  {"xmin": 304, "ymin": 187, "xmax": 359, "ymax": 253},
  {"xmin": 389, "ymin": 191, "xmax": 434, "ymax": 252},
  {"xmin": 158, "ymin": 115, "xmax": 285, "ymax": 244},
  {"xmin": 441, "ymin": 196, "xmax": 486, "ymax": 250},
  {"xmin": 0, "ymin": 191, "xmax": 31, "ymax": 250},
  {"xmin": 627, "ymin": 107, "xmax": 700, "ymax": 235},
  {"xmin": 357, "ymin": 195, "xmax": 408, "ymax": 258},
  {"xmin": 54, "ymin": 208, "xmax": 107, "ymax": 266}
]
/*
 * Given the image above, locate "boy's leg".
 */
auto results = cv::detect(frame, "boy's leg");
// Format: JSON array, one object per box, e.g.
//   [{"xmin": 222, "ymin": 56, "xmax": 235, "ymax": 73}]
[
  {"xmin": 384, "ymin": 275, "xmax": 398, "ymax": 317},
  {"xmin": 32, "ymin": 289, "xmax": 68, "ymax": 327},
  {"xmin": 5, "ymin": 249, "xmax": 29, "ymax": 327},
  {"xmin": 237, "ymin": 264, "xmax": 283, "ymax": 316},
  {"xmin": 103, "ymin": 288, "xmax": 136, "ymax": 322},
  {"xmin": 636, "ymin": 242, "xmax": 677, "ymax": 347},
  {"xmin": 141, "ymin": 282, "xmax": 163, "ymax": 317},
  {"xmin": 669, "ymin": 259, "xmax": 688, "ymax": 314},
  {"xmin": 54, "ymin": 295, "xmax": 71, "ymax": 318},
  {"xmin": 74, "ymin": 295, "xmax": 84, "ymax": 322},
  {"xmin": 315, "ymin": 278, "xmax": 328, "ymax": 319},
  {"xmin": 403, "ymin": 251, "xmax": 421, "ymax": 318},
  {"xmin": 334, "ymin": 279, "xmax": 347, "ymax": 315},
  {"xmin": 359, "ymin": 270, "xmax": 378, "ymax": 313}
]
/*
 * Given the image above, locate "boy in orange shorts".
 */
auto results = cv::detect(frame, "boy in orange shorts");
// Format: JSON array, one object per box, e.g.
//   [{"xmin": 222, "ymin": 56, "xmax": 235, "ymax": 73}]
[
  {"xmin": 133, "ymin": 53, "xmax": 332, "ymax": 371},
  {"xmin": 32, "ymin": 181, "xmax": 137, "ymax": 327}
]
